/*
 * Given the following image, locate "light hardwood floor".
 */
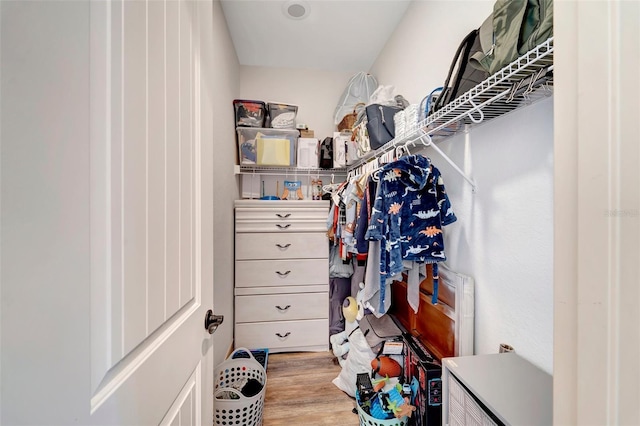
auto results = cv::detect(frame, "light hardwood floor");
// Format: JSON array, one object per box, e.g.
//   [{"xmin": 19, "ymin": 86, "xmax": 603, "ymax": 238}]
[{"xmin": 262, "ymin": 351, "xmax": 360, "ymax": 426}]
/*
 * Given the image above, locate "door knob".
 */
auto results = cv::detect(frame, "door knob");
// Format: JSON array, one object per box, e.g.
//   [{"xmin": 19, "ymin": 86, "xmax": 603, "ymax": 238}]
[{"xmin": 204, "ymin": 309, "xmax": 224, "ymax": 334}]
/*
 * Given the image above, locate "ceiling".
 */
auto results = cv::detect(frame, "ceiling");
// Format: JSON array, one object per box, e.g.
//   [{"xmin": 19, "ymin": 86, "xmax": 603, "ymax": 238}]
[{"xmin": 220, "ymin": 0, "xmax": 412, "ymax": 72}]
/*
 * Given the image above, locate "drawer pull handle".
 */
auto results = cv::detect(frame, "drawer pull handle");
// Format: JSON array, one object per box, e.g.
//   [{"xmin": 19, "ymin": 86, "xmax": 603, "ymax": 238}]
[
  {"xmin": 275, "ymin": 305, "xmax": 291, "ymax": 312},
  {"xmin": 275, "ymin": 332, "xmax": 291, "ymax": 339},
  {"xmin": 275, "ymin": 243, "xmax": 291, "ymax": 249},
  {"xmin": 275, "ymin": 270, "xmax": 291, "ymax": 277},
  {"xmin": 276, "ymin": 224, "xmax": 291, "ymax": 229},
  {"xmin": 276, "ymin": 213, "xmax": 291, "ymax": 219}
]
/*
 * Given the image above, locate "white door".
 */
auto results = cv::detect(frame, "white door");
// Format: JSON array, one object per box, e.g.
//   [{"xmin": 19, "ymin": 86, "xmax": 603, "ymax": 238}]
[{"xmin": 0, "ymin": 0, "xmax": 216, "ymax": 424}]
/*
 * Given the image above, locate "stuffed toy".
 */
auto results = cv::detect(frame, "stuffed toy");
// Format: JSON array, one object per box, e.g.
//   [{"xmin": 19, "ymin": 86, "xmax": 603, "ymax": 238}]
[
  {"xmin": 329, "ymin": 295, "xmax": 359, "ymax": 367},
  {"xmin": 331, "ymin": 283, "xmax": 376, "ymax": 397}
]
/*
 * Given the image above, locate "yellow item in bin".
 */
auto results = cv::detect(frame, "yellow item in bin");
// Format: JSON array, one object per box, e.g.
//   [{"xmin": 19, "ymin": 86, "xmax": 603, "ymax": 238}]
[{"xmin": 256, "ymin": 134, "xmax": 291, "ymax": 166}]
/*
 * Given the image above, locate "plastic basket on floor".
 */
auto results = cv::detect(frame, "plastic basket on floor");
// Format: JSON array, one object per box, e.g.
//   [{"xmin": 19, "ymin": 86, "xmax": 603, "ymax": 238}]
[
  {"xmin": 214, "ymin": 347, "xmax": 267, "ymax": 426},
  {"xmin": 355, "ymin": 394, "xmax": 409, "ymax": 426}
]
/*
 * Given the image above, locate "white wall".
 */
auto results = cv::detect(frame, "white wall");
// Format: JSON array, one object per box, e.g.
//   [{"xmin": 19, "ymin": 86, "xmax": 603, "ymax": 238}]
[
  {"xmin": 210, "ymin": 0, "xmax": 241, "ymax": 366},
  {"xmin": 370, "ymin": 1, "xmax": 554, "ymax": 373}
]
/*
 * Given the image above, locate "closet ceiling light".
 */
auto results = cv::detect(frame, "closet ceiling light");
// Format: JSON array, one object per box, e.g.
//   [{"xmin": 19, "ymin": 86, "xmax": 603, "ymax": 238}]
[{"xmin": 283, "ymin": 1, "xmax": 310, "ymax": 20}]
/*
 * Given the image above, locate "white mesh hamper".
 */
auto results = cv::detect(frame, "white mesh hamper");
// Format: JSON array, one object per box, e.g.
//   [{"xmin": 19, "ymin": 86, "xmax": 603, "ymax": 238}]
[{"xmin": 214, "ymin": 348, "xmax": 267, "ymax": 426}]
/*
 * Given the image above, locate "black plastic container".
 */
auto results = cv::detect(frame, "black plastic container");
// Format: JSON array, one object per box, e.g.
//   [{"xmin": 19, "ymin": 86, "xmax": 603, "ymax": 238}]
[{"xmin": 233, "ymin": 99, "xmax": 267, "ymax": 128}]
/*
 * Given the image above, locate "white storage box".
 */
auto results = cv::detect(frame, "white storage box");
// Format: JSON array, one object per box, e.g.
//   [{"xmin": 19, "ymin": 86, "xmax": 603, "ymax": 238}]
[
  {"xmin": 237, "ymin": 127, "xmax": 297, "ymax": 166},
  {"xmin": 297, "ymin": 138, "xmax": 319, "ymax": 168},
  {"xmin": 332, "ymin": 131, "xmax": 349, "ymax": 168}
]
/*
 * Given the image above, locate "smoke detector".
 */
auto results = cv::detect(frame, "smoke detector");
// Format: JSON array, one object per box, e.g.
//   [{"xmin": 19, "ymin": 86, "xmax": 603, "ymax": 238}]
[{"xmin": 282, "ymin": 1, "xmax": 310, "ymax": 20}]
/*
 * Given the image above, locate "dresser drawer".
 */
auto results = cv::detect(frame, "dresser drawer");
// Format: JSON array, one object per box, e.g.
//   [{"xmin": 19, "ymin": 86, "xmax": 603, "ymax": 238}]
[
  {"xmin": 235, "ymin": 259, "xmax": 328, "ymax": 287},
  {"xmin": 236, "ymin": 292, "xmax": 328, "ymax": 323},
  {"xmin": 235, "ymin": 319, "xmax": 328, "ymax": 350},
  {"xmin": 236, "ymin": 232, "xmax": 328, "ymax": 260},
  {"xmin": 235, "ymin": 205, "xmax": 328, "ymax": 222},
  {"xmin": 235, "ymin": 219, "xmax": 328, "ymax": 233}
]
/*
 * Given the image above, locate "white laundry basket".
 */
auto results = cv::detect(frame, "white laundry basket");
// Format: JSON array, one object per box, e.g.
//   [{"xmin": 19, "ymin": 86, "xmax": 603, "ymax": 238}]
[{"xmin": 214, "ymin": 348, "xmax": 267, "ymax": 426}]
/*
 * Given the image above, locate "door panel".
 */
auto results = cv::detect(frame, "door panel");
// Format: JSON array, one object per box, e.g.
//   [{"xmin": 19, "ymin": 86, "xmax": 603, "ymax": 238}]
[
  {"xmin": 148, "ymin": 0, "xmax": 167, "ymax": 335},
  {"xmin": 166, "ymin": 0, "xmax": 182, "ymax": 320},
  {"xmin": 122, "ymin": 0, "xmax": 148, "ymax": 354},
  {"xmin": 179, "ymin": 0, "xmax": 194, "ymax": 308},
  {"xmin": 89, "ymin": 0, "xmax": 210, "ymax": 423},
  {"xmin": 165, "ymin": 364, "xmax": 200, "ymax": 426},
  {"xmin": 0, "ymin": 0, "xmax": 215, "ymax": 424}
]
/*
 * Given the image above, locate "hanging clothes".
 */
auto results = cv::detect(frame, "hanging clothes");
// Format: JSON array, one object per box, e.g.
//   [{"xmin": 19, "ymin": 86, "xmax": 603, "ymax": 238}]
[
  {"xmin": 365, "ymin": 155, "xmax": 457, "ymax": 311},
  {"xmin": 354, "ymin": 175, "xmax": 377, "ymax": 266}
]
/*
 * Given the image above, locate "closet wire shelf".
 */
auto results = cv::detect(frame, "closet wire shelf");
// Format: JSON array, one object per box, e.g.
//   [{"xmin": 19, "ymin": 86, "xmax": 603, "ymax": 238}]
[
  {"xmin": 236, "ymin": 165, "xmax": 348, "ymax": 177},
  {"xmin": 350, "ymin": 37, "xmax": 555, "ymax": 173}
]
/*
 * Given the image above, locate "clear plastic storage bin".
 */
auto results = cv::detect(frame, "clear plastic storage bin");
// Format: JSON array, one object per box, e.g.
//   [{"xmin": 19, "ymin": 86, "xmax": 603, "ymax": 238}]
[
  {"xmin": 237, "ymin": 127, "xmax": 297, "ymax": 166},
  {"xmin": 267, "ymin": 102, "xmax": 298, "ymax": 129}
]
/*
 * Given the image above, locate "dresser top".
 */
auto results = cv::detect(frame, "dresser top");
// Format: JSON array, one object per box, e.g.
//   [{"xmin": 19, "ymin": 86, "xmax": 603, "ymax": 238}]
[{"xmin": 234, "ymin": 199, "xmax": 329, "ymax": 208}]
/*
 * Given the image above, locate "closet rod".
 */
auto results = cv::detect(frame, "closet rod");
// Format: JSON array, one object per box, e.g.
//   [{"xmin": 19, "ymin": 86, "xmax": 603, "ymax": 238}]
[{"xmin": 349, "ymin": 130, "xmax": 477, "ymax": 192}]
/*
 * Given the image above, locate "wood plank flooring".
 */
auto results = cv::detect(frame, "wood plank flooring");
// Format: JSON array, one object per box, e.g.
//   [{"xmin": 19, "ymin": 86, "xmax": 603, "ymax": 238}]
[{"xmin": 262, "ymin": 351, "xmax": 360, "ymax": 426}]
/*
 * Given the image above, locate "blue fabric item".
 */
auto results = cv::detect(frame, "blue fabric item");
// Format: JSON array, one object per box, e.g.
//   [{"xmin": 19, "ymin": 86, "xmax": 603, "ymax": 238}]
[
  {"xmin": 365, "ymin": 155, "xmax": 456, "ymax": 309},
  {"xmin": 354, "ymin": 177, "xmax": 376, "ymax": 264},
  {"xmin": 432, "ymin": 263, "xmax": 439, "ymax": 305}
]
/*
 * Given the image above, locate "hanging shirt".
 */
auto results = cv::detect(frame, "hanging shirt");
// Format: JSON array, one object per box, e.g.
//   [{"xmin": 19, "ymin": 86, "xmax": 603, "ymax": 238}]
[{"xmin": 365, "ymin": 155, "xmax": 456, "ymax": 307}]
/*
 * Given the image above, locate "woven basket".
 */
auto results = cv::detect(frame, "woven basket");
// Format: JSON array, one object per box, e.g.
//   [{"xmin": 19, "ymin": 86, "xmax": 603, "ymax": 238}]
[{"xmin": 338, "ymin": 102, "xmax": 365, "ymax": 131}]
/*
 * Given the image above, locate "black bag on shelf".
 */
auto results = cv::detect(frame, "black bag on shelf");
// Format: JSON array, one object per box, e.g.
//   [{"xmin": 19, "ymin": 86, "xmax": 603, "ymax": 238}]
[
  {"xmin": 365, "ymin": 104, "xmax": 402, "ymax": 150},
  {"xmin": 431, "ymin": 29, "xmax": 490, "ymax": 114},
  {"xmin": 319, "ymin": 137, "xmax": 334, "ymax": 169}
]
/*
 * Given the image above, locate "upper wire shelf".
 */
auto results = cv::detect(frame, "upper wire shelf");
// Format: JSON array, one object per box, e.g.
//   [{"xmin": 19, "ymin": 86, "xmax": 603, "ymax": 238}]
[
  {"xmin": 349, "ymin": 37, "xmax": 555, "ymax": 174},
  {"xmin": 237, "ymin": 165, "xmax": 348, "ymax": 177}
]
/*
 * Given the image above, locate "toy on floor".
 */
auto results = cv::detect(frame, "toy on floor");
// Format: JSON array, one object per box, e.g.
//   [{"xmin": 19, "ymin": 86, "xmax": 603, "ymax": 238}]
[
  {"xmin": 368, "ymin": 386, "xmax": 417, "ymax": 420},
  {"xmin": 356, "ymin": 372, "xmax": 375, "ymax": 403},
  {"xmin": 331, "ymin": 283, "xmax": 376, "ymax": 397},
  {"xmin": 372, "ymin": 375, "xmax": 390, "ymax": 392},
  {"xmin": 329, "ymin": 295, "xmax": 358, "ymax": 366},
  {"xmin": 371, "ymin": 355, "xmax": 402, "ymax": 378}
]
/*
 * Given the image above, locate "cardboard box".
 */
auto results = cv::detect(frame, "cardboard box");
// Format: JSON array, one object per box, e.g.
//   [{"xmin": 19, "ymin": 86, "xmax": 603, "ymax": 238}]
[{"xmin": 300, "ymin": 129, "xmax": 314, "ymax": 138}]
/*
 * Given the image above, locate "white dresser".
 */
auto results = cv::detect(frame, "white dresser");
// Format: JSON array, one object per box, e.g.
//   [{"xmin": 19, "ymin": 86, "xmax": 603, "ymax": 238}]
[{"xmin": 234, "ymin": 199, "xmax": 330, "ymax": 353}]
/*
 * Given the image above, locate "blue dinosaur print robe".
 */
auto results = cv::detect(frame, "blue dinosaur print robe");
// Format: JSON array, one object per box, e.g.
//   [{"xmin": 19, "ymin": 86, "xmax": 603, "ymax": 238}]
[{"xmin": 365, "ymin": 155, "xmax": 456, "ymax": 307}]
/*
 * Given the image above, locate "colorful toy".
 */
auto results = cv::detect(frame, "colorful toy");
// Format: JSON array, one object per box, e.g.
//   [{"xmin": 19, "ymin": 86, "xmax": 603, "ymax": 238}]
[
  {"xmin": 377, "ymin": 387, "xmax": 417, "ymax": 420},
  {"xmin": 331, "ymin": 283, "xmax": 376, "ymax": 397},
  {"xmin": 371, "ymin": 355, "xmax": 402, "ymax": 378},
  {"xmin": 281, "ymin": 180, "xmax": 303, "ymax": 200}
]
